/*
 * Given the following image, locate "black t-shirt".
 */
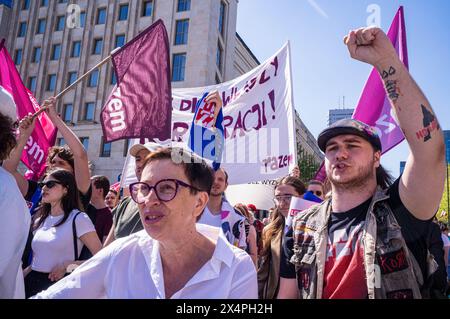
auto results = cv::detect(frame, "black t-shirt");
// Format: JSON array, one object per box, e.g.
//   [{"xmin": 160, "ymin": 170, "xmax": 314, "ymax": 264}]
[
  {"xmin": 26, "ymin": 179, "xmax": 92, "ymax": 211},
  {"xmin": 427, "ymin": 222, "xmax": 448, "ymax": 293},
  {"xmin": 280, "ymin": 178, "xmax": 432, "ymax": 290},
  {"xmin": 280, "ymin": 199, "xmax": 370, "ymax": 281}
]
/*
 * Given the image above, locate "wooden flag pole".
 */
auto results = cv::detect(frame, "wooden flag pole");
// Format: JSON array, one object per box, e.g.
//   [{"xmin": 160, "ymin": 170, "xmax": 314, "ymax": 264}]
[
  {"xmin": 54, "ymin": 55, "xmax": 111, "ymax": 99},
  {"xmin": 30, "ymin": 47, "xmax": 121, "ymax": 120}
]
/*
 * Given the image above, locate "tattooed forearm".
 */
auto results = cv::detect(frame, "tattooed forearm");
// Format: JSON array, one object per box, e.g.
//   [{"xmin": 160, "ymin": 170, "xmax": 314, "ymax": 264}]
[
  {"xmin": 381, "ymin": 66, "xmax": 400, "ymax": 102},
  {"xmin": 385, "ymin": 80, "xmax": 400, "ymax": 101},
  {"xmin": 381, "ymin": 66, "xmax": 396, "ymax": 79},
  {"xmin": 415, "ymin": 104, "xmax": 440, "ymax": 142}
]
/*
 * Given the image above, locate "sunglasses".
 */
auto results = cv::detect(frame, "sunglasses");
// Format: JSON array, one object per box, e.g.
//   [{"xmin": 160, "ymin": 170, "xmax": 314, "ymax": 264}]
[
  {"xmin": 311, "ymin": 190, "xmax": 322, "ymax": 197},
  {"xmin": 38, "ymin": 180, "xmax": 63, "ymax": 189}
]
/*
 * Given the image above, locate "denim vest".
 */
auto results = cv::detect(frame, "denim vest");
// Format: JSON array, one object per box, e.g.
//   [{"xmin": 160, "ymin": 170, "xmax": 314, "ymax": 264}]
[{"xmin": 291, "ymin": 187, "xmax": 438, "ymax": 299}]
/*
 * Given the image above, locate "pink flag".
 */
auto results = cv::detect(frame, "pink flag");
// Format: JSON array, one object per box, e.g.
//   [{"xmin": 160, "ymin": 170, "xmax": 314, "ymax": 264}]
[
  {"xmin": 101, "ymin": 19, "xmax": 172, "ymax": 143},
  {"xmin": 0, "ymin": 40, "xmax": 57, "ymax": 178},
  {"xmin": 314, "ymin": 7, "xmax": 408, "ymax": 182},
  {"xmin": 352, "ymin": 6, "xmax": 408, "ymax": 151}
]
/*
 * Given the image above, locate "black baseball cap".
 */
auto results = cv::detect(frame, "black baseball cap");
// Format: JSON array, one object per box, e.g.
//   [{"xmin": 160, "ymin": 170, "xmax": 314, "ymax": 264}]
[{"xmin": 317, "ymin": 118, "xmax": 382, "ymax": 152}]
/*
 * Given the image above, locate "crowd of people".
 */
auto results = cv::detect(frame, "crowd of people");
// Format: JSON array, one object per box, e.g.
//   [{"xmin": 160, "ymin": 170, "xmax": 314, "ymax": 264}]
[{"xmin": 1, "ymin": 26, "xmax": 449, "ymax": 299}]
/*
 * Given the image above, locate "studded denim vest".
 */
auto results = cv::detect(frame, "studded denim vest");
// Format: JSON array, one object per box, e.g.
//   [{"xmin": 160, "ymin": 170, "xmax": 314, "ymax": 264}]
[{"xmin": 290, "ymin": 187, "xmax": 438, "ymax": 299}]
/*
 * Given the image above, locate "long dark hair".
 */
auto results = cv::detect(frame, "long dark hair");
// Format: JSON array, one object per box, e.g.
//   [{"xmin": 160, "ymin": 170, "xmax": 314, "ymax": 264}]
[
  {"xmin": 32, "ymin": 169, "xmax": 82, "ymax": 230},
  {"xmin": 0, "ymin": 112, "xmax": 17, "ymax": 161},
  {"xmin": 376, "ymin": 165, "xmax": 394, "ymax": 190},
  {"xmin": 260, "ymin": 176, "xmax": 306, "ymax": 258}
]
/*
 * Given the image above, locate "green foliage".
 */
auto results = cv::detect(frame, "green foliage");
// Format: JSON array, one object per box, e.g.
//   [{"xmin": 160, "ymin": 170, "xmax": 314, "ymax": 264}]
[
  {"xmin": 437, "ymin": 165, "xmax": 449, "ymax": 224},
  {"xmin": 297, "ymin": 142, "xmax": 321, "ymax": 184}
]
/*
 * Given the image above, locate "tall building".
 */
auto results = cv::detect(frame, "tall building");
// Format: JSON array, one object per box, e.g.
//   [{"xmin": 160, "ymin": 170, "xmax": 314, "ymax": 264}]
[
  {"xmin": 3, "ymin": 0, "xmax": 260, "ymax": 181},
  {"xmin": 234, "ymin": 32, "xmax": 259, "ymax": 78},
  {"xmin": 328, "ymin": 108, "xmax": 355, "ymax": 126},
  {"xmin": 294, "ymin": 110, "xmax": 323, "ymax": 165},
  {"xmin": 0, "ymin": 0, "xmax": 13, "ymax": 41}
]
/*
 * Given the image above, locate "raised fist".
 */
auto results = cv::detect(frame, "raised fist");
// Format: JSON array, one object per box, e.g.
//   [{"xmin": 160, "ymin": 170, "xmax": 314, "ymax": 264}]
[
  {"xmin": 42, "ymin": 97, "xmax": 58, "ymax": 119},
  {"xmin": 344, "ymin": 27, "xmax": 398, "ymax": 67}
]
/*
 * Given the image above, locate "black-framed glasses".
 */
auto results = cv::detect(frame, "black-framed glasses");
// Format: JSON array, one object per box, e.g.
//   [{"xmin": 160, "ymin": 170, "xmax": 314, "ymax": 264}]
[
  {"xmin": 273, "ymin": 194, "xmax": 293, "ymax": 204},
  {"xmin": 38, "ymin": 180, "xmax": 63, "ymax": 189},
  {"xmin": 129, "ymin": 179, "xmax": 202, "ymax": 204}
]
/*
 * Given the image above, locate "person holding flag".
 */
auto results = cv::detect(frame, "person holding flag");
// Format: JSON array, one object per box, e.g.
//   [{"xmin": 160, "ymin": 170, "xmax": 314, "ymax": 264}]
[
  {"xmin": 0, "ymin": 87, "xmax": 30, "ymax": 298},
  {"xmin": 277, "ymin": 26, "xmax": 446, "ymax": 299},
  {"xmin": 0, "ymin": 40, "xmax": 58, "ymax": 179},
  {"xmin": 4, "ymin": 97, "xmax": 92, "ymax": 211},
  {"xmin": 4, "ymin": 98, "xmax": 92, "ymax": 269}
]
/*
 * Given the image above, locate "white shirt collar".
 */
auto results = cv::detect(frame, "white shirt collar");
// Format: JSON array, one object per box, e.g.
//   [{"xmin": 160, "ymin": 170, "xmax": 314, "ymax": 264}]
[{"xmin": 136, "ymin": 223, "xmax": 236, "ymax": 298}]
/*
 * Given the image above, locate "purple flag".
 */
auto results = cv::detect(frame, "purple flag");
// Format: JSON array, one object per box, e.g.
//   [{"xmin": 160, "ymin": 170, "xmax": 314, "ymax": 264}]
[
  {"xmin": 0, "ymin": 40, "xmax": 57, "ymax": 178},
  {"xmin": 314, "ymin": 7, "xmax": 408, "ymax": 182},
  {"xmin": 352, "ymin": 6, "xmax": 408, "ymax": 152},
  {"xmin": 101, "ymin": 19, "xmax": 172, "ymax": 143},
  {"xmin": 313, "ymin": 162, "xmax": 327, "ymax": 183}
]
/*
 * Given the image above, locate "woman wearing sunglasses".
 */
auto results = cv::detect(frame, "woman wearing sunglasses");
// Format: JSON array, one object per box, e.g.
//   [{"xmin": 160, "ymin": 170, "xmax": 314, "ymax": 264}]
[
  {"xmin": 24, "ymin": 169, "xmax": 102, "ymax": 298},
  {"xmin": 31, "ymin": 147, "xmax": 257, "ymax": 299},
  {"xmin": 258, "ymin": 176, "xmax": 305, "ymax": 299}
]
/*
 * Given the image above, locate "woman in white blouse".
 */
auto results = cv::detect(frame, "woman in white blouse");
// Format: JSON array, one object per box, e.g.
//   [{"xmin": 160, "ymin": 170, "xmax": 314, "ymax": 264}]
[
  {"xmin": 24, "ymin": 169, "xmax": 102, "ymax": 298},
  {"xmin": 33, "ymin": 147, "xmax": 257, "ymax": 299}
]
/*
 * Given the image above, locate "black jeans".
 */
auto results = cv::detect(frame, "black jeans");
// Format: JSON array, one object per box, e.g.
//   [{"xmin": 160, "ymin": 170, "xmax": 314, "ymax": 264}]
[{"xmin": 24, "ymin": 270, "xmax": 54, "ymax": 298}]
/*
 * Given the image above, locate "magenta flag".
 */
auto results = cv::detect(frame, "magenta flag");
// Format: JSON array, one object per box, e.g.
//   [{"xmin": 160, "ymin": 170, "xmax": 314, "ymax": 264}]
[
  {"xmin": 0, "ymin": 40, "xmax": 57, "ymax": 178},
  {"xmin": 101, "ymin": 19, "xmax": 172, "ymax": 143},
  {"xmin": 314, "ymin": 7, "xmax": 408, "ymax": 182},
  {"xmin": 352, "ymin": 6, "xmax": 408, "ymax": 152}
]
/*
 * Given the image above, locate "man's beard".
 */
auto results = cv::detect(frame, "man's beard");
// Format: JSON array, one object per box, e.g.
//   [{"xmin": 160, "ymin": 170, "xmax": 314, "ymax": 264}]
[
  {"xmin": 209, "ymin": 185, "xmax": 223, "ymax": 196},
  {"xmin": 329, "ymin": 159, "xmax": 376, "ymax": 191},
  {"xmin": 210, "ymin": 188, "xmax": 223, "ymax": 197}
]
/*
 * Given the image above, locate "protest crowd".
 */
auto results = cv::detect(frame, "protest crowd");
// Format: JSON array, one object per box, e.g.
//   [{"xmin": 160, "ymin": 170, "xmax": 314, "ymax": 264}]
[{"xmin": 0, "ymin": 18, "xmax": 449, "ymax": 300}]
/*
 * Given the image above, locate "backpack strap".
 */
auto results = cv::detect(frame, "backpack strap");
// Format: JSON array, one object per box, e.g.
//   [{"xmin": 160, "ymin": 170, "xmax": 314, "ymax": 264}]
[{"xmin": 72, "ymin": 211, "xmax": 83, "ymax": 261}]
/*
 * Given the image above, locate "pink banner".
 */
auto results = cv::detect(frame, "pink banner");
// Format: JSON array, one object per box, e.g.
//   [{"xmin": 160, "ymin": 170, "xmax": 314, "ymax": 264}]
[
  {"xmin": 101, "ymin": 19, "xmax": 172, "ymax": 143},
  {"xmin": 314, "ymin": 6, "xmax": 408, "ymax": 182},
  {"xmin": 0, "ymin": 40, "xmax": 57, "ymax": 178}
]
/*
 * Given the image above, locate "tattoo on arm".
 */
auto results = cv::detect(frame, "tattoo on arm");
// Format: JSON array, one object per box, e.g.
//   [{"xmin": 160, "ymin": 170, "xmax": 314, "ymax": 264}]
[
  {"xmin": 415, "ymin": 104, "xmax": 440, "ymax": 142},
  {"xmin": 381, "ymin": 66, "xmax": 400, "ymax": 102},
  {"xmin": 385, "ymin": 80, "xmax": 400, "ymax": 102},
  {"xmin": 381, "ymin": 66, "xmax": 396, "ymax": 79}
]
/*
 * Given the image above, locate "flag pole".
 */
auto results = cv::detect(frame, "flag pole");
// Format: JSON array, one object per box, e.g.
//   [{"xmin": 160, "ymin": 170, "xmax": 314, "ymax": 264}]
[
  {"xmin": 55, "ymin": 47, "xmax": 121, "ymax": 99},
  {"xmin": 31, "ymin": 47, "xmax": 121, "ymax": 120}
]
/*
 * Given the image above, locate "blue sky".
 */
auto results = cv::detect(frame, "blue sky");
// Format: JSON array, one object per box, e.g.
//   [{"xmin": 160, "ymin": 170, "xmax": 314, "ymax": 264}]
[{"xmin": 237, "ymin": 0, "xmax": 450, "ymax": 177}]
